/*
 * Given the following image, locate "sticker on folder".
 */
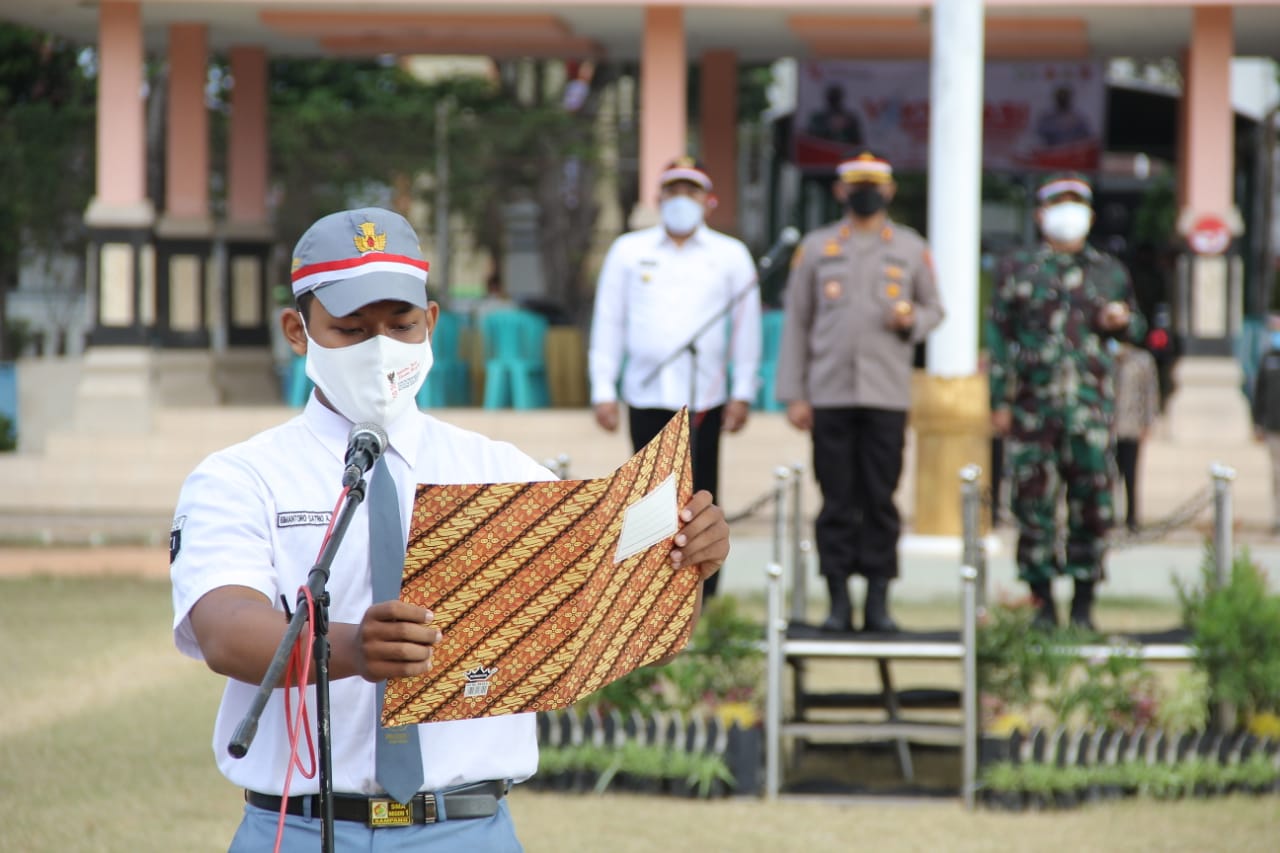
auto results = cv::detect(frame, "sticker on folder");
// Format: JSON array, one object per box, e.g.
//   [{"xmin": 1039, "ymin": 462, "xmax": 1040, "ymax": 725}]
[{"xmin": 614, "ymin": 474, "xmax": 677, "ymax": 563}]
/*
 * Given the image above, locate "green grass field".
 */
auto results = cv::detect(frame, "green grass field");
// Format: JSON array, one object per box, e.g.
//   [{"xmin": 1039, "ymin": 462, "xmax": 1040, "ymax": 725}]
[{"xmin": 3, "ymin": 575, "xmax": 1278, "ymax": 852}]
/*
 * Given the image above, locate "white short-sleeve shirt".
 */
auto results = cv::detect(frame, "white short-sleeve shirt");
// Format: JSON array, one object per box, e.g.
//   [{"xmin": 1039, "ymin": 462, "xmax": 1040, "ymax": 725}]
[
  {"xmin": 588, "ymin": 224, "xmax": 762, "ymax": 411},
  {"xmin": 171, "ymin": 397, "xmax": 554, "ymax": 795}
]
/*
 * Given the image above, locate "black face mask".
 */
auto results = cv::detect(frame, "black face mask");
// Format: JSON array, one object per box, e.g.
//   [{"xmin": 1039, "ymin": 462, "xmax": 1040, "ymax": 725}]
[{"xmin": 847, "ymin": 186, "xmax": 886, "ymax": 218}]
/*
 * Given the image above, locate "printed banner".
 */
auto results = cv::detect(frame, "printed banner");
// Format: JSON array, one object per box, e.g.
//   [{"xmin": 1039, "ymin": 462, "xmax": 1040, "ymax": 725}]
[
  {"xmin": 793, "ymin": 60, "xmax": 1105, "ymax": 173},
  {"xmin": 382, "ymin": 409, "xmax": 695, "ymax": 724}
]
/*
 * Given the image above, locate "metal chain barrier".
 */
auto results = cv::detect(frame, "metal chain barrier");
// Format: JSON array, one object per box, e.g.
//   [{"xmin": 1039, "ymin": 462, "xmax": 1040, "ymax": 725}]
[
  {"xmin": 982, "ymin": 482, "xmax": 1215, "ymax": 551},
  {"xmin": 724, "ymin": 487, "xmax": 780, "ymax": 525},
  {"xmin": 1107, "ymin": 484, "xmax": 1215, "ymax": 549}
]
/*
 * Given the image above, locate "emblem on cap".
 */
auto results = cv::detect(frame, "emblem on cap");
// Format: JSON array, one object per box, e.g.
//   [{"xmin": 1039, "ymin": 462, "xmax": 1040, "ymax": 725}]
[{"xmin": 354, "ymin": 221, "xmax": 388, "ymax": 254}]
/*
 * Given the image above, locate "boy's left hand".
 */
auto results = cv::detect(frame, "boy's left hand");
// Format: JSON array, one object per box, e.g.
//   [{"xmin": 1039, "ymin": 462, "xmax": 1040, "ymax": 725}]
[{"xmin": 670, "ymin": 490, "xmax": 729, "ymax": 582}]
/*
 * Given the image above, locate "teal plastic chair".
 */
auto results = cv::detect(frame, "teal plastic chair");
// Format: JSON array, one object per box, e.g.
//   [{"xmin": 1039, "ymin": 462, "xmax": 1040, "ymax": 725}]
[
  {"xmin": 480, "ymin": 308, "xmax": 550, "ymax": 409},
  {"xmin": 0, "ymin": 362, "xmax": 17, "ymax": 446},
  {"xmin": 286, "ymin": 354, "xmax": 313, "ymax": 407},
  {"xmin": 416, "ymin": 311, "xmax": 471, "ymax": 408},
  {"xmin": 756, "ymin": 310, "xmax": 786, "ymax": 412}
]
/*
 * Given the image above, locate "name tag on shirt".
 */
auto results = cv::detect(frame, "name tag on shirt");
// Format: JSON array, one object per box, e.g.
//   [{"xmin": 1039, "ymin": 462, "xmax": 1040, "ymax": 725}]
[{"xmin": 277, "ymin": 511, "xmax": 334, "ymax": 528}]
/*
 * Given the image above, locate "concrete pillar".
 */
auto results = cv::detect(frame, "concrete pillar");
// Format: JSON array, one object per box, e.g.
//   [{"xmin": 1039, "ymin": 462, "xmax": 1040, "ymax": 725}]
[
  {"xmin": 84, "ymin": 0, "xmax": 154, "ymax": 346},
  {"xmin": 149, "ymin": 23, "xmax": 219, "ymax": 407},
  {"xmin": 227, "ymin": 47, "xmax": 270, "ymax": 231},
  {"xmin": 1174, "ymin": 6, "xmax": 1243, "ymax": 359},
  {"xmin": 78, "ymin": 1, "xmax": 157, "ymax": 432},
  {"xmin": 220, "ymin": 46, "xmax": 278, "ymax": 403},
  {"xmin": 637, "ymin": 6, "xmax": 686, "ymax": 224},
  {"xmin": 913, "ymin": 0, "xmax": 988, "ymax": 536},
  {"xmin": 699, "ymin": 49, "xmax": 738, "ymax": 234}
]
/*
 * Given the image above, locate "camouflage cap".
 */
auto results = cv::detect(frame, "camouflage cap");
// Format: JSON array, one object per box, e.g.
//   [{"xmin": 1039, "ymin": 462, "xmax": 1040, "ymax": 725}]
[{"xmin": 1036, "ymin": 172, "xmax": 1093, "ymax": 205}]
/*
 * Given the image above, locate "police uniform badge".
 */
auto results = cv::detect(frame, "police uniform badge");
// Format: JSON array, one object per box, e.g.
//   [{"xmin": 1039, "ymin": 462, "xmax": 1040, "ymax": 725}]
[
  {"xmin": 886, "ymin": 283, "xmax": 901, "ymax": 299},
  {"xmin": 823, "ymin": 240, "xmax": 841, "ymax": 257},
  {"xmin": 823, "ymin": 280, "xmax": 843, "ymax": 300}
]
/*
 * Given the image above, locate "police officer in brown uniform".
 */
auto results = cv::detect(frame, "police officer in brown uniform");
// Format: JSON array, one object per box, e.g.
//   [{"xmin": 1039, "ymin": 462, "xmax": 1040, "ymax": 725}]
[{"xmin": 775, "ymin": 151, "xmax": 944, "ymax": 633}]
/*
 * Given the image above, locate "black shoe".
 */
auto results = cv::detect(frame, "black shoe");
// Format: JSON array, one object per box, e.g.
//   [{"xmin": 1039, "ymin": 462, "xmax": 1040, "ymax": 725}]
[
  {"xmin": 1070, "ymin": 580, "xmax": 1096, "ymax": 631},
  {"xmin": 862, "ymin": 578, "xmax": 899, "ymax": 633},
  {"xmin": 819, "ymin": 575, "xmax": 854, "ymax": 633},
  {"xmin": 1030, "ymin": 582, "xmax": 1058, "ymax": 630}
]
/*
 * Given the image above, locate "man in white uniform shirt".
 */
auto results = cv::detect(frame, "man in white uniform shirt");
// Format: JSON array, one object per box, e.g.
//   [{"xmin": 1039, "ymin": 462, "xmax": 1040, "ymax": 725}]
[
  {"xmin": 171, "ymin": 207, "xmax": 730, "ymax": 851},
  {"xmin": 589, "ymin": 157, "xmax": 761, "ymax": 596}
]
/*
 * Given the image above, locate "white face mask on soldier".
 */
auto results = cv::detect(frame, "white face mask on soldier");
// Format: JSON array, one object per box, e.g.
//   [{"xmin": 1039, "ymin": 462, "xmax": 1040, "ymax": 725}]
[
  {"xmin": 1040, "ymin": 201, "xmax": 1093, "ymax": 245},
  {"xmin": 303, "ymin": 323, "xmax": 433, "ymax": 427}
]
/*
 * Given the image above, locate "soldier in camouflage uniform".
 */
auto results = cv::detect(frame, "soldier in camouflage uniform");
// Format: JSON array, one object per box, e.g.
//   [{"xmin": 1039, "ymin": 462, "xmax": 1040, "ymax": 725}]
[{"xmin": 986, "ymin": 173, "xmax": 1145, "ymax": 630}]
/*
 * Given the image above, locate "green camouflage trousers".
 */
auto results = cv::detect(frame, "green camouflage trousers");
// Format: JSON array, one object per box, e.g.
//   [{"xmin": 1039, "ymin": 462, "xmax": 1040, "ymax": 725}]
[{"xmin": 1009, "ymin": 413, "xmax": 1114, "ymax": 584}]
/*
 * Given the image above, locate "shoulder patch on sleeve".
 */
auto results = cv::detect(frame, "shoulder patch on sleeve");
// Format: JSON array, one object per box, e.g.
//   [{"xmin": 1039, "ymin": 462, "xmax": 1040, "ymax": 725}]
[
  {"xmin": 790, "ymin": 243, "xmax": 806, "ymax": 270},
  {"xmin": 169, "ymin": 515, "xmax": 187, "ymax": 564}
]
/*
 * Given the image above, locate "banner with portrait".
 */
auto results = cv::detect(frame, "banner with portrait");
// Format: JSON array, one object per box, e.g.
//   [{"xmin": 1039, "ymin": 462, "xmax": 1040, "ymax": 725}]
[{"xmin": 793, "ymin": 60, "xmax": 1105, "ymax": 174}]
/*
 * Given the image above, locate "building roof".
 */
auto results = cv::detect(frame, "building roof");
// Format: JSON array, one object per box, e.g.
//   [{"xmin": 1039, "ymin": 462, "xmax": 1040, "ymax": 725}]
[{"xmin": 5, "ymin": 1, "xmax": 1280, "ymax": 62}]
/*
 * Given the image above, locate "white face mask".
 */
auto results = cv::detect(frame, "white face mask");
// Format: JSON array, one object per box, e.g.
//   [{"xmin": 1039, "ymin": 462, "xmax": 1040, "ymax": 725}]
[
  {"xmin": 660, "ymin": 195, "xmax": 705, "ymax": 236},
  {"xmin": 1040, "ymin": 201, "xmax": 1093, "ymax": 245},
  {"xmin": 303, "ymin": 325, "xmax": 433, "ymax": 427}
]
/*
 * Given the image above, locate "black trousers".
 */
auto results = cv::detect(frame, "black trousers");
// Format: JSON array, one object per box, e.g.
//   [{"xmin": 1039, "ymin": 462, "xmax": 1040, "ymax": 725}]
[
  {"xmin": 628, "ymin": 405, "xmax": 725, "ymax": 596},
  {"xmin": 1115, "ymin": 437, "xmax": 1140, "ymax": 528},
  {"xmin": 811, "ymin": 407, "xmax": 907, "ymax": 582}
]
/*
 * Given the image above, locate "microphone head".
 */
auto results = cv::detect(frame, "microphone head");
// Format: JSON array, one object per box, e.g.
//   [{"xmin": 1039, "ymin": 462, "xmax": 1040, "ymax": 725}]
[
  {"xmin": 780, "ymin": 226, "xmax": 801, "ymax": 246},
  {"xmin": 348, "ymin": 422, "xmax": 389, "ymax": 453}
]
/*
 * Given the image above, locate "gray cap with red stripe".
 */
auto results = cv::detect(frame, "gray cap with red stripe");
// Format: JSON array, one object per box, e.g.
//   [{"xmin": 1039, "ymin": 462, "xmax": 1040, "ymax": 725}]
[{"xmin": 290, "ymin": 207, "xmax": 430, "ymax": 317}]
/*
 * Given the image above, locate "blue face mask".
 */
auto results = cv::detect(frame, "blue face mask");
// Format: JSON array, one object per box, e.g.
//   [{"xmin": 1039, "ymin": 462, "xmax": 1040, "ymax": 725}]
[
  {"xmin": 1271, "ymin": 331, "xmax": 1280, "ymax": 350},
  {"xmin": 660, "ymin": 195, "xmax": 704, "ymax": 236}
]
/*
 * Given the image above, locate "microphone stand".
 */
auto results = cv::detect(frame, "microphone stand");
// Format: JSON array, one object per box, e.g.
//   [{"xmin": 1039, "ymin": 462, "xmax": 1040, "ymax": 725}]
[
  {"xmin": 228, "ymin": 472, "xmax": 371, "ymax": 853},
  {"xmin": 639, "ymin": 249, "xmax": 782, "ymax": 469}
]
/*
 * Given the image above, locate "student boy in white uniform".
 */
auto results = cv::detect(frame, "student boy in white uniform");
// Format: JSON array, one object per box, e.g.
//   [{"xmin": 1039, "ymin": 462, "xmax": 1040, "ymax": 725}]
[{"xmin": 171, "ymin": 207, "xmax": 730, "ymax": 852}]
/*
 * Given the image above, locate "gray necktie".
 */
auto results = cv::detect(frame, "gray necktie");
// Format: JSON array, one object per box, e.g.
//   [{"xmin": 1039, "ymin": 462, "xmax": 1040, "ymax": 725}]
[{"xmin": 369, "ymin": 454, "xmax": 424, "ymax": 804}]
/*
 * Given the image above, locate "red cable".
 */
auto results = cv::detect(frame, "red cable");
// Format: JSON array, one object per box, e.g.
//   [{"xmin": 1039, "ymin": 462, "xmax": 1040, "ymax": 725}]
[{"xmin": 271, "ymin": 484, "xmax": 351, "ymax": 852}]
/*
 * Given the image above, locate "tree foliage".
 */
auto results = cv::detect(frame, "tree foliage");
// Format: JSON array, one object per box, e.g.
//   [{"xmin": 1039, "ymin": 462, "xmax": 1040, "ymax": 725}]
[
  {"xmin": 0, "ymin": 24, "xmax": 95, "ymax": 357},
  {"xmin": 258, "ymin": 58, "xmax": 605, "ymax": 314}
]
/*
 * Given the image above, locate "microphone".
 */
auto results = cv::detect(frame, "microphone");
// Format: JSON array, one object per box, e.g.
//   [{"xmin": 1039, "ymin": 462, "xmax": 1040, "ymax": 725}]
[
  {"xmin": 342, "ymin": 422, "xmax": 388, "ymax": 488},
  {"xmin": 757, "ymin": 227, "xmax": 801, "ymax": 272}
]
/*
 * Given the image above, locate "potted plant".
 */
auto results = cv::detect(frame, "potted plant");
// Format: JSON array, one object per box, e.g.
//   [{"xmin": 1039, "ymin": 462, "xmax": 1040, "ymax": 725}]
[
  {"xmin": 1020, "ymin": 762, "xmax": 1058, "ymax": 810},
  {"xmin": 1177, "ymin": 548, "xmax": 1280, "ymax": 732},
  {"xmin": 981, "ymin": 761, "xmax": 1026, "ymax": 811}
]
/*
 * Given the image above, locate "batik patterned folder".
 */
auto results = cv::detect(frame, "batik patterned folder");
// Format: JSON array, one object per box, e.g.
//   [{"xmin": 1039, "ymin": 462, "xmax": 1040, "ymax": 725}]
[{"xmin": 383, "ymin": 410, "xmax": 695, "ymax": 725}]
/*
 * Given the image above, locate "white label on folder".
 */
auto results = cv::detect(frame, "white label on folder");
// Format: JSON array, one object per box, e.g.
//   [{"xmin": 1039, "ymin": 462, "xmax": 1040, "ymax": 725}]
[{"xmin": 614, "ymin": 474, "xmax": 678, "ymax": 563}]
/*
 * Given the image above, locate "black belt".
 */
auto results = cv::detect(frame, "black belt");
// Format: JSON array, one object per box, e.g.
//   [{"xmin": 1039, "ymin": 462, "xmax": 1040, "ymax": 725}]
[{"xmin": 245, "ymin": 780, "xmax": 508, "ymax": 828}]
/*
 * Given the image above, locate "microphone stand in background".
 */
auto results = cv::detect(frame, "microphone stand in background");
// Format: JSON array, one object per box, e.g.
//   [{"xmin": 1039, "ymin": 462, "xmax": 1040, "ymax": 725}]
[
  {"xmin": 228, "ymin": 468, "xmax": 373, "ymax": 853},
  {"xmin": 639, "ymin": 227, "xmax": 800, "ymax": 473}
]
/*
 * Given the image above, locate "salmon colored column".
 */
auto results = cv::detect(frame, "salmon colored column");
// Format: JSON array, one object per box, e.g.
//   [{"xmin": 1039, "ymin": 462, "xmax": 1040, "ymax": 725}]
[
  {"xmin": 639, "ymin": 6, "xmax": 687, "ymax": 214},
  {"xmin": 227, "ymin": 47, "xmax": 270, "ymax": 229},
  {"xmin": 164, "ymin": 24, "xmax": 210, "ymax": 225},
  {"xmin": 1177, "ymin": 6, "xmax": 1236, "ymax": 229},
  {"xmin": 86, "ymin": 1, "xmax": 150, "ymax": 225},
  {"xmin": 699, "ymin": 49, "xmax": 738, "ymax": 233}
]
